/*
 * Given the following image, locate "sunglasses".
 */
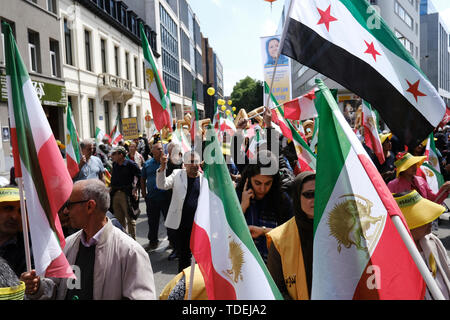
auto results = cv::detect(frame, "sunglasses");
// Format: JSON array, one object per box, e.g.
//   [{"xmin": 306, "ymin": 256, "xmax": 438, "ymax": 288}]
[
  {"xmin": 301, "ymin": 191, "xmax": 315, "ymax": 199},
  {"xmin": 63, "ymin": 199, "xmax": 89, "ymax": 210}
]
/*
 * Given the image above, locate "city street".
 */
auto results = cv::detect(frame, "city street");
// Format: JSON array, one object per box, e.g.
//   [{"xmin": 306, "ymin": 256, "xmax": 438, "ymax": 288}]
[{"xmin": 135, "ymin": 197, "xmax": 450, "ymax": 299}]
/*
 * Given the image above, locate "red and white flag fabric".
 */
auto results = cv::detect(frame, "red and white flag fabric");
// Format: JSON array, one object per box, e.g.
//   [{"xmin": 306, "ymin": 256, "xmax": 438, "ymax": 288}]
[
  {"xmin": 172, "ymin": 129, "xmax": 190, "ymax": 153},
  {"xmin": 362, "ymin": 101, "xmax": 384, "ymax": 164},
  {"xmin": 190, "ymin": 126, "xmax": 283, "ymax": 300},
  {"xmin": 140, "ymin": 23, "xmax": 172, "ymax": 132},
  {"xmin": 4, "ymin": 22, "xmax": 74, "ymax": 278},
  {"xmin": 312, "ymin": 79, "xmax": 425, "ymax": 299},
  {"xmin": 65, "ymin": 104, "xmax": 81, "ymax": 178},
  {"xmin": 109, "ymin": 114, "xmax": 123, "ymax": 147},
  {"xmin": 283, "ymin": 89, "xmax": 318, "ymax": 121},
  {"xmin": 424, "ymin": 132, "xmax": 441, "ymax": 173}
]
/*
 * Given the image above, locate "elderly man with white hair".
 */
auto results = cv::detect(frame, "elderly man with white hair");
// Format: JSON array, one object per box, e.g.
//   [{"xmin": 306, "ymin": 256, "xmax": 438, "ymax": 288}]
[{"xmin": 21, "ymin": 179, "xmax": 156, "ymax": 300}]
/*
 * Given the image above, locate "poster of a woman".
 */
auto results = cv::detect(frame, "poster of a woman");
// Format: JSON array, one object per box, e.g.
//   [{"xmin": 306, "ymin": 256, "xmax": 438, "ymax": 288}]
[{"xmin": 264, "ymin": 37, "xmax": 289, "ymax": 67}]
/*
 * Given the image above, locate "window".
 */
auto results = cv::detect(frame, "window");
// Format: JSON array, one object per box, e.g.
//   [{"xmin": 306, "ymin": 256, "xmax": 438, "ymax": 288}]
[
  {"xmin": 28, "ymin": 29, "xmax": 40, "ymax": 73},
  {"xmin": 117, "ymin": 103, "xmax": 123, "ymax": 131},
  {"xmin": 125, "ymin": 51, "xmax": 130, "ymax": 80},
  {"xmin": 395, "ymin": 30, "xmax": 413, "ymax": 54},
  {"xmin": 100, "ymin": 38, "xmax": 107, "ymax": 73},
  {"xmin": 84, "ymin": 29, "xmax": 92, "ymax": 71},
  {"xmin": 104, "ymin": 100, "xmax": 110, "ymax": 133},
  {"xmin": 134, "ymin": 57, "xmax": 139, "ymax": 87},
  {"xmin": 47, "ymin": 0, "xmax": 56, "ymax": 14},
  {"xmin": 114, "ymin": 46, "xmax": 119, "ymax": 76},
  {"xmin": 88, "ymin": 98, "xmax": 96, "ymax": 138},
  {"xmin": 142, "ymin": 61, "xmax": 146, "ymax": 89},
  {"xmin": 394, "ymin": 1, "xmax": 413, "ymax": 29},
  {"xmin": 49, "ymin": 39, "xmax": 60, "ymax": 77},
  {"xmin": 64, "ymin": 18, "xmax": 73, "ymax": 66},
  {"xmin": 1, "ymin": 19, "xmax": 15, "ymax": 66}
]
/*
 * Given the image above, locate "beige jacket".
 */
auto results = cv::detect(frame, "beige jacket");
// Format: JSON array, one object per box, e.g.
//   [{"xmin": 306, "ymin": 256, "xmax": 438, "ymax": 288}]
[
  {"xmin": 28, "ymin": 219, "xmax": 156, "ymax": 300},
  {"xmin": 156, "ymin": 168, "xmax": 203, "ymax": 230}
]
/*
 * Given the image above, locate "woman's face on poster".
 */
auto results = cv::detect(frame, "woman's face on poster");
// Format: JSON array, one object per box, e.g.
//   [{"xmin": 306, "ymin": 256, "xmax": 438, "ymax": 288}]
[{"xmin": 268, "ymin": 39, "xmax": 279, "ymax": 59}]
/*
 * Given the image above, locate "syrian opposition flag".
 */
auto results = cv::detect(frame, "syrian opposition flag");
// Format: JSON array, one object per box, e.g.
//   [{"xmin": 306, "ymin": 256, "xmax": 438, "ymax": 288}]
[
  {"xmin": 312, "ymin": 79, "xmax": 424, "ymax": 299},
  {"xmin": 281, "ymin": 0, "xmax": 446, "ymax": 148},
  {"xmin": 140, "ymin": 23, "xmax": 172, "ymax": 132},
  {"xmin": 190, "ymin": 126, "xmax": 283, "ymax": 300},
  {"xmin": 3, "ymin": 22, "xmax": 74, "ymax": 279},
  {"xmin": 65, "ymin": 104, "xmax": 81, "ymax": 178},
  {"xmin": 283, "ymin": 89, "xmax": 318, "ymax": 121},
  {"xmin": 362, "ymin": 101, "xmax": 384, "ymax": 164}
]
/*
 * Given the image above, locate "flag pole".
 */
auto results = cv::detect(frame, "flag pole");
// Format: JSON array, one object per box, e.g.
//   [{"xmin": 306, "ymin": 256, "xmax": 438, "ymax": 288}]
[
  {"xmin": 265, "ymin": 0, "xmax": 295, "ymax": 110},
  {"xmin": 391, "ymin": 215, "xmax": 445, "ymax": 300},
  {"xmin": 188, "ymin": 256, "xmax": 196, "ymax": 300},
  {"xmin": 16, "ymin": 177, "xmax": 32, "ymax": 272}
]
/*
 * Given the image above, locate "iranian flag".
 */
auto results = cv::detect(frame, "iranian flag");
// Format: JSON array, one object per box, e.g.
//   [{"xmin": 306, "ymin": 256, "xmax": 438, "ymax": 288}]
[
  {"xmin": 3, "ymin": 22, "xmax": 74, "ymax": 278},
  {"xmin": 65, "ymin": 104, "xmax": 81, "ymax": 178},
  {"xmin": 172, "ymin": 128, "xmax": 190, "ymax": 153},
  {"xmin": 109, "ymin": 114, "xmax": 123, "ymax": 147},
  {"xmin": 219, "ymin": 116, "xmax": 236, "ymax": 137},
  {"xmin": 312, "ymin": 79, "xmax": 424, "ymax": 299},
  {"xmin": 281, "ymin": 0, "xmax": 446, "ymax": 148},
  {"xmin": 424, "ymin": 133, "xmax": 441, "ymax": 173},
  {"xmin": 362, "ymin": 101, "xmax": 384, "ymax": 164},
  {"xmin": 420, "ymin": 163, "xmax": 444, "ymax": 196},
  {"xmin": 190, "ymin": 126, "xmax": 283, "ymax": 300},
  {"xmin": 283, "ymin": 88, "xmax": 318, "ymax": 121},
  {"xmin": 95, "ymin": 126, "xmax": 105, "ymax": 143},
  {"xmin": 140, "ymin": 23, "xmax": 172, "ymax": 132}
]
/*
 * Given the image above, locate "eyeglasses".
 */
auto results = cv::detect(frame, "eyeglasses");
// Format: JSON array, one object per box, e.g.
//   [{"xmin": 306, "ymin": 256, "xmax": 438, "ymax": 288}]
[
  {"xmin": 301, "ymin": 191, "xmax": 315, "ymax": 199},
  {"xmin": 63, "ymin": 199, "xmax": 89, "ymax": 210}
]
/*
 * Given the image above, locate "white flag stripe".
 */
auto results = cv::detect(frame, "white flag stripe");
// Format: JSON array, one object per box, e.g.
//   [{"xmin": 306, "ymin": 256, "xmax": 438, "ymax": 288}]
[{"xmin": 194, "ymin": 178, "xmax": 276, "ymax": 299}]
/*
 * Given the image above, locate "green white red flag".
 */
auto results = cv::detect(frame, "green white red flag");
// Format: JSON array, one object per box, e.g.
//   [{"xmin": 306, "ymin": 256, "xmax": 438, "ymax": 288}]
[
  {"xmin": 283, "ymin": 88, "xmax": 317, "ymax": 121},
  {"xmin": 190, "ymin": 126, "xmax": 283, "ymax": 300},
  {"xmin": 65, "ymin": 104, "xmax": 81, "ymax": 178},
  {"xmin": 140, "ymin": 23, "xmax": 172, "ymax": 132},
  {"xmin": 424, "ymin": 133, "xmax": 441, "ymax": 173},
  {"xmin": 362, "ymin": 101, "xmax": 384, "ymax": 164},
  {"xmin": 109, "ymin": 114, "xmax": 123, "ymax": 147},
  {"xmin": 312, "ymin": 79, "xmax": 424, "ymax": 299},
  {"xmin": 3, "ymin": 22, "xmax": 74, "ymax": 278},
  {"xmin": 95, "ymin": 126, "xmax": 105, "ymax": 143},
  {"xmin": 281, "ymin": 0, "xmax": 446, "ymax": 148}
]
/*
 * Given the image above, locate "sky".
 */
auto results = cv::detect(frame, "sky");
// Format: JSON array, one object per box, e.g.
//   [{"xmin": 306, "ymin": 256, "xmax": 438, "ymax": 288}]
[{"xmin": 188, "ymin": 0, "xmax": 450, "ymax": 96}]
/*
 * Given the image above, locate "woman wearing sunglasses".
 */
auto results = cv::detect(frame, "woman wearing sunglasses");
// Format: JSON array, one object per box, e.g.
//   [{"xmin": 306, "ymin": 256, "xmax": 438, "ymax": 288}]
[{"xmin": 266, "ymin": 171, "xmax": 315, "ymax": 300}]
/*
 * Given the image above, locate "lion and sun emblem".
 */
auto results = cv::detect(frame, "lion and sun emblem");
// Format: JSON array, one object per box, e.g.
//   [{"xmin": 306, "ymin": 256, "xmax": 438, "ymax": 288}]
[
  {"xmin": 222, "ymin": 236, "xmax": 244, "ymax": 284},
  {"xmin": 327, "ymin": 194, "xmax": 386, "ymax": 256}
]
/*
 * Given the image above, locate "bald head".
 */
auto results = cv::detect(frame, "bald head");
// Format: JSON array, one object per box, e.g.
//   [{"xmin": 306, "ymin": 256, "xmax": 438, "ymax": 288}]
[{"xmin": 73, "ymin": 179, "xmax": 110, "ymax": 214}]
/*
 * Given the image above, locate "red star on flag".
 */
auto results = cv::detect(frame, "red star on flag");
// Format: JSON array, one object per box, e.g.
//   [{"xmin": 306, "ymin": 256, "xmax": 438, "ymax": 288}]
[
  {"xmin": 317, "ymin": 5, "xmax": 338, "ymax": 32},
  {"xmin": 406, "ymin": 79, "xmax": 427, "ymax": 102},
  {"xmin": 364, "ymin": 41, "xmax": 381, "ymax": 61}
]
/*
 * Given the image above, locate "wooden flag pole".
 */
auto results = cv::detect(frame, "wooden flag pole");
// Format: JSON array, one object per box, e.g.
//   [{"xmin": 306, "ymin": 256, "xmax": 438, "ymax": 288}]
[
  {"xmin": 16, "ymin": 177, "xmax": 32, "ymax": 272},
  {"xmin": 391, "ymin": 215, "xmax": 445, "ymax": 300}
]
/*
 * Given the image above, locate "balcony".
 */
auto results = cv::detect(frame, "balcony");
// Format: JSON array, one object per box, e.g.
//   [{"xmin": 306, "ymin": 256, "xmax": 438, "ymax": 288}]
[{"xmin": 98, "ymin": 73, "xmax": 133, "ymax": 103}]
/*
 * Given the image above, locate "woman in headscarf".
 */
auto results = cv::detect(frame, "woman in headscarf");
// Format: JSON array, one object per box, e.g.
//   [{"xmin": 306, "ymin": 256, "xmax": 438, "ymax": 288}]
[
  {"xmin": 236, "ymin": 150, "xmax": 293, "ymax": 262},
  {"xmin": 266, "ymin": 171, "xmax": 315, "ymax": 300}
]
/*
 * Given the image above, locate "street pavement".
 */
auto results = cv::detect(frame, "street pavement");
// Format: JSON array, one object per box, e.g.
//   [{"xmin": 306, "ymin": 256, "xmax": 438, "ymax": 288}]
[{"xmin": 135, "ymin": 197, "xmax": 450, "ymax": 299}]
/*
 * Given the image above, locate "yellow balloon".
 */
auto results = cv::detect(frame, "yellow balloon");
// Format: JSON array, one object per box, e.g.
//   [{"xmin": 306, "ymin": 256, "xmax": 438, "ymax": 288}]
[
  {"xmin": 232, "ymin": 107, "xmax": 236, "ymax": 112},
  {"xmin": 233, "ymin": 114, "xmax": 236, "ymax": 118},
  {"xmin": 207, "ymin": 87, "xmax": 215, "ymax": 96},
  {"xmin": 218, "ymin": 99, "xmax": 225, "ymax": 106},
  {"xmin": 221, "ymin": 106, "xmax": 227, "ymax": 111},
  {"xmin": 228, "ymin": 100, "xmax": 232, "ymax": 106},
  {"xmin": 226, "ymin": 110, "xmax": 231, "ymax": 116}
]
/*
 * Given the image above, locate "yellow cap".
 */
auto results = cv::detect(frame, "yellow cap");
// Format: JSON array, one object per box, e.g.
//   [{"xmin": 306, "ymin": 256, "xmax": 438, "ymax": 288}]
[
  {"xmin": 394, "ymin": 190, "xmax": 445, "ymax": 230},
  {"xmin": 0, "ymin": 281, "xmax": 25, "ymax": 300},
  {"xmin": 394, "ymin": 153, "xmax": 426, "ymax": 177},
  {"xmin": 379, "ymin": 133, "xmax": 392, "ymax": 144},
  {"xmin": 0, "ymin": 188, "xmax": 21, "ymax": 202}
]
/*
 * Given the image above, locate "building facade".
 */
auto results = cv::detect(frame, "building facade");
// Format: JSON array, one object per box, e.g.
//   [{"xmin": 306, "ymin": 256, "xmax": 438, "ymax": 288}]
[
  {"xmin": 0, "ymin": 0, "xmax": 66, "ymax": 172},
  {"xmin": 59, "ymin": 0, "xmax": 158, "ymax": 141},
  {"xmin": 125, "ymin": 0, "xmax": 205, "ymax": 120},
  {"xmin": 420, "ymin": 10, "xmax": 450, "ymax": 107},
  {"xmin": 202, "ymin": 35, "xmax": 224, "ymax": 120}
]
